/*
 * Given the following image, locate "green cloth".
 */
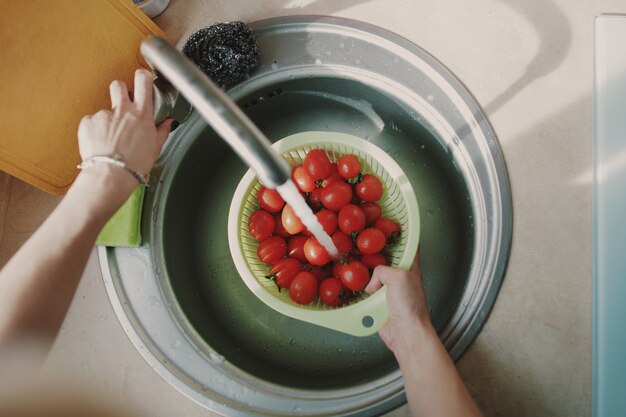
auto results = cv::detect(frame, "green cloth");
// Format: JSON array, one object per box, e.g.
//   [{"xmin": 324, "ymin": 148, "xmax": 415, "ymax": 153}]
[{"xmin": 96, "ymin": 185, "xmax": 145, "ymax": 248}]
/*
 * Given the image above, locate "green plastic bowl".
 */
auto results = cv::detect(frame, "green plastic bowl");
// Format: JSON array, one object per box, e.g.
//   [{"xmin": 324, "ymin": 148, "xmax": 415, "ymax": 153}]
[{"xmin": 228, "ymin": 131, "xmax": 420, "ymax": 336}]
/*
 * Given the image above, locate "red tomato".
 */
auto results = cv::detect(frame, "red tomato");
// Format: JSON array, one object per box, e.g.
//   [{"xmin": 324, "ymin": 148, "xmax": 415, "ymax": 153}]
[
  {"xmin": 273, "ymin": 214, "xmax": 291, "ymax": 238},
  {"xmin": 355, "ymin": 174, "xmax": 383, "ymax": 202},
  {"xmin": 248, "ymin": 210, "xmax": 275, "ymax": 241},
  {"xmin": 361, "ymin": 253, "xmax": 388, "ymax": 269},
  {"xmin": 308, "ymin": 188, "xmax": 324, "ymax": 211},
  {"xmin": 338, "ymin": 204, "xmax": 366, "ymax": 234},
  {"xmin": 289, "ymin": 272, "xmax": 319, "ymax": 304},
  {"xmin": 332, "ymin": 261, "xmax": 343, "ymax": 278},
  {"xmin": 316, "ymin": 210, "xmax": 338, "ymax": 235},
  {"xmin": 287, "ymin": 235, "xmax": 308, "ymax": 262},
  {"xmin": 374, "ymin": 217, "xmax": 401, "ymax": 244},
  {"xmin": 321, "ymin": 164, "xmax": 343, "ymax": 188},
  {"xmin": 356, "ymin": 228, "xmax": 386, "ymax": 254},
  {"xmin": 303, "ymin": 237, "xmax": 332, "ymax": 266},
  {"xmin": 257, "ymin": 236, "xmax": 287, "ymax": 264},
  {"xmin": 319, "ymin": 278, "xmax": 345, "ymax": 307},
  {"xmin": 320, "ymin": 181, "xmax": 353, "ymax": 211},
  {"xmin": 268, "ymin": 258, "xmax": 302, "ymax": 289},
  {"xmin": 360, "ymin": 202, "xmax": 382, "ymax": 227},
  {"xmin": 337, "ymin": 154, "xmax": 361, "ymax": 179},
  {"xmin": 291, "ymin": 165, "xmax": 316, "ymax": 193},
  {"xmin": 339, "ymin": 260, "xmax": 370, "ymax": 291},
  {"xmin": 282, "ymin": 204, "xmax": 305, "ymax": 234},
  {"xmin": 304, "ymin": 149, "xmax": 333, "ymax": 180},
  {"xmin": 257, "ymin": 186, "xmax": 285, "ymax": 213},
  {"xmin": 331, "ymin": 231, "xmax": 354, "ymax": 255},
  {"xmin": 306, "ymin": 264, "xmax": 332, "ymax": 283}
]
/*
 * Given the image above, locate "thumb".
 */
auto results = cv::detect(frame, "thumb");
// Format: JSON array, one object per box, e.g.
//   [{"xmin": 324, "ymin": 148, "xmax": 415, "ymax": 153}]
[
  {"xmin": 156, "ymin": 118, "xmax": 176, "ymax": 148},
  {"xmin": 409, "ymin": 247, "xmax": 421, "ymax": 274}
]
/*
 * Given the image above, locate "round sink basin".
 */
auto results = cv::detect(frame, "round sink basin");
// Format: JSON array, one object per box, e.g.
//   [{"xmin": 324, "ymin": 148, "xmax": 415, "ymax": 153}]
[{"xmin": 99, "ymin": 16, "xmax": 511, "ymax": 416}]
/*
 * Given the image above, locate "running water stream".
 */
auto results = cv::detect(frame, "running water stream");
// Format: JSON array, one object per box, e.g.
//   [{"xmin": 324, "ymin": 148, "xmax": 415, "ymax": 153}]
[{"xmin": 276, "ymin": 180, "xmax": 339, "ymax": 258}]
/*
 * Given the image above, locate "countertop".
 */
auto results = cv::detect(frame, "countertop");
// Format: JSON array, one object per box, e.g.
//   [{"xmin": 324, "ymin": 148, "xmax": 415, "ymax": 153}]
[{"xmin": 2, "ymin": 0, "xmax": 624, "ymax": 415}]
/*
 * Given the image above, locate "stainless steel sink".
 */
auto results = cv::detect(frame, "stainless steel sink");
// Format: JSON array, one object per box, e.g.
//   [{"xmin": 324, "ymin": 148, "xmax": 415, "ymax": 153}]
[{"xmin": 99, "ymin": 16, "xmax": 512, "ymax": 416}]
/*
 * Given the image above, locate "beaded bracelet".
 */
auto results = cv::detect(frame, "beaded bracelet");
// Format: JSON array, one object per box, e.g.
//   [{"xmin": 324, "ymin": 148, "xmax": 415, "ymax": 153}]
[{"xmin": 77, "ymin": 154, "xmax": 149, "ymax": 185}]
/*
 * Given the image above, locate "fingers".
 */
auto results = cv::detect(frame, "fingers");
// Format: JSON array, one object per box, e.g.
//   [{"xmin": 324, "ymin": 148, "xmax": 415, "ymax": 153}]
[
  {"xmin": 155, "ymin": 118, "xmax": 175, "ymax": 148},
  {"xmin": 109, "ymin": 80, "xmax": 129, "ymax": 110},
  {"xmin": 133, "ymin": 69, "xmax": 154, "ymax": 112},
  {"xmin": 364, "ymin": 265, "xmax": 394, "ymax": 294}
]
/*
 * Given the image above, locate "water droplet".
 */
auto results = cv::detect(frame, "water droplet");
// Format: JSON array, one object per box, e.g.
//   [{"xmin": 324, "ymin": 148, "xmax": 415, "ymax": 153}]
[
  {"xmin": 393, "ymin": 57, "xmax": 399, "ymax": 63},
  {"xmin": 453, "ymin": 136, "xmax": 460, "ymax": 145},
  {"xmin": 148, "ymin": 295, "xmax": 161, "ymax": 306},
  {"xmin": 171, "ymin": 339, "xmax": 181, "ymax": 349},
  {"xmin": 425, "ymin": 209, "xmax": 434, "ymax": 217},
  {"xmin": 289, "ymin": 338, "xmax": 296, "ymax": 346},
  {"xmin": 208, "ymin": 351, "xmax": 225, "ymax": 365},
  {"xmin": 339, "ymin": 42, "xmax": 345, "ymax": 49},
  {"xmin": 427, "ymin": 94, "xmax": 434, "ymax": 101},
  {"xmin": 271, "ymin": 63, "xmax": 278, "ymax": 70},
  {"xmin": 315, "ymin": 58, "xmax": 322, "ymax": 65},
  {"xmin": 420, "ymin": 144, "xmax": 426, "ymax": 149}
]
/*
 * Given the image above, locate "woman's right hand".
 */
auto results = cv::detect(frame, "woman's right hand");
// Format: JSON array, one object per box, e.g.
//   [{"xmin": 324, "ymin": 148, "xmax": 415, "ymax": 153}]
[{"xmin": 364, "ymin": 250, "xmax": 433, "ymax": 354}]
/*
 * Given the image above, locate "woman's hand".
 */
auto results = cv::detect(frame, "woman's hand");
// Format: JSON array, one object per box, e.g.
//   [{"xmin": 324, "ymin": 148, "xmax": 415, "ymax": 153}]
[
  {"xmin": 77, "ymin": 69, "xmax": 174, "ymax": 196},
  {"xmin": 364, "ymin": 250, "xmax": 433, "ymax": 354}
]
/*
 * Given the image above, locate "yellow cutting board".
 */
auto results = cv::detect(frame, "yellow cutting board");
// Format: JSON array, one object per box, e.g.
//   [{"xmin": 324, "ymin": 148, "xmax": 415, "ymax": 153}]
[{"xmin": 0, "ymin": 0, "xmax": 165, "ymax": 194}]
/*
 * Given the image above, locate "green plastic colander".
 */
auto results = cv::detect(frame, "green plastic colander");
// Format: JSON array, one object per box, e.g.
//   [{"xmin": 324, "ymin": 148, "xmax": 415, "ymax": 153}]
[{"xmin": 227, "ymin": 131, "xmax": 420, "ymax": 336}]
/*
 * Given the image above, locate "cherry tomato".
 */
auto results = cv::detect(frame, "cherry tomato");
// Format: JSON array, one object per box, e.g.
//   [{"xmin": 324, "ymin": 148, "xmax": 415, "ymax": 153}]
[
  {"xmin": 287, "ymin": 235, "xmax": 308, "ymax": 262},
  {"xmin": 268, "ymin": 258, "xmax": 302, "ymax": 289},
  {"xmin": 308, "ymin": 188, "xmax": 324, "ymax": 211},
  {"xmin": 304, "ymin": 149, "xmax": 333, "ymax": 180},
  {"xmin": 304, "ymin": 237, "xmax": 332, "ymax": 266},
  {"xmin": 248, "ymin": 210, "xmax": 274, "ymax": 241},
  {"xmin": 361, "ymin": 253, "xmax": 388, "ymax": 269},
  {"xmin": 374, "ymin": 217, "xmax": 401, "ymax": 244},
  {"xmin": 356, "ymin": 228, "xmax": 386, "ymax": 254},
  {"xmin": 282, "ymin": 204, "xmax": 305, "ymax": 234},
  {"xmin": 355, "ymin": 174, "xmax": 383, "ymax": 202},
  {"xmin": 360, "ymin": 201, "xmax": 382, "ymax": 227},
  {"xmin": 331, "ymin": 231, "xmax": 354, "ymax": 255},
  {"xmin": 319, "ymin": 278, "xmax": 345, "ymax": 307},
  {"xmin": 332, "ymin": 261, "xmax": 343, "ymax": 278},
  {"xmin": 289, "ymin": 272, "xmax": 319, "ymax": 304},
  {"xmin": 321, "ymin": 164, "xmax": 343, "ymax": 188},
  {"xmin": 257, "ymin": 186, "xmax": 285, "ymax": 213},
  {"xmin": 315, "ymin": 209, "xmax": 338, "ymax": 235},
  {"xmin": 306, "ymin": 264, "xmax": 332, "ymax": 283},
  {"xmin": 338, "ymin": 204, "xmax": 366, "ymax": 234},
  {"xmin": 337, "ymin": 154, "xmax": 361, "ymax": 179},
  {"xmin": 273, "ymin": 214, "xmax": 291, "ymax": 238},
  {"xmin": 320, "ymin": 181, "xmax": 353, "ymax": 211},
  {"xmin": 339, "ymin": 260, "xmax": 370, "ymax": 291},
  {"xmin": 257, "ymin": 235, "xmax": 287, "ymax": 264},
  {"xmin": 292, "ymin": 165, "xmax": 316, "ymax": 193}
]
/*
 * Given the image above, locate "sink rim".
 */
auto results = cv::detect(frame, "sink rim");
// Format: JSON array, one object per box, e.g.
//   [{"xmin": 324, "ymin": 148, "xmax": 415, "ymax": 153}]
[{"xmin": 98, "ymin": 15, "xmax": 512, "ymax": 416}]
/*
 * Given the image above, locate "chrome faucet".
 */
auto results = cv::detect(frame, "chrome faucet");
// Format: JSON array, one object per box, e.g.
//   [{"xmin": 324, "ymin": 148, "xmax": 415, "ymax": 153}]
[{"xmin": 141, "ymin": 36, "xmax": 291, "ymax": 189}]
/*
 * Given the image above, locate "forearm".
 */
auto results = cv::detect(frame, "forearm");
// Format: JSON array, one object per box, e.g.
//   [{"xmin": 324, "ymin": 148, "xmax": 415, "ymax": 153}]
[
  {"xmin": 395, "ymin": 322, "xmax": 483, "ymax": 417},
  {"xmin": 0, "ymin": 165, "xmax": 135, "ymax": 343}
]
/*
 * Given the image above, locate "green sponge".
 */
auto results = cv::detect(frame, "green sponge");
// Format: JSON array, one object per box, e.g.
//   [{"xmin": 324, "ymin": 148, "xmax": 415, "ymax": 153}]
[{"xmin": 96, "ymin": 185, "xmax": 145, "ymax": 247}]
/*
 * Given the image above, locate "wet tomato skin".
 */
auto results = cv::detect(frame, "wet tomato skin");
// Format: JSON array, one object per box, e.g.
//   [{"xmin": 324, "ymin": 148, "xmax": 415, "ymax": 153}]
[
  {"xmin": 248, "ymin": 210, "xmax": 275, "ymax": 241},
  {"xmin": 289, "ymin": 272, "xmax": 319, "ymax": 304},
  {"xmin": 257, "ymin": 236, "xmax": 287, "ymax": 264},
  {"xmin": 257, "ymin": 186, "xmax": 285, "ymax": 213}
]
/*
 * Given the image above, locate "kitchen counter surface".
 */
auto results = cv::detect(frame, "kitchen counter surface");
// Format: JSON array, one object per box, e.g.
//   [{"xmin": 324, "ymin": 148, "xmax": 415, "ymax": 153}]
[{"xmin": 2, "ymin": 0, "xmax": 624, "ymax": 415}]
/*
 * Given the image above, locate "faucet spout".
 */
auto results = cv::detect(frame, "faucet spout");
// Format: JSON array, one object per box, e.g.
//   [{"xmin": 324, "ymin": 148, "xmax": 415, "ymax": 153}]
[{"xmin": 141, "ymin": 35, "xmax": 291, "ymax": 189}]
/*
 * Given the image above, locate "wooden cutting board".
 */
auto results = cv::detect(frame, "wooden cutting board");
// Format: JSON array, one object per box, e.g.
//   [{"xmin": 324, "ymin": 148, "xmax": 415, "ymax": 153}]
[{"xmin": 0, "ymin": 0, "xmax": 165, "ymax": 194}]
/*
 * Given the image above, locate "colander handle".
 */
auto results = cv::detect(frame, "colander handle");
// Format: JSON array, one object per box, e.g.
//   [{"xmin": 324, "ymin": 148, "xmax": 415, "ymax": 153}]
[{"xmin": 318, "ymin": 288, "xmax": 389, "ymax": 337}]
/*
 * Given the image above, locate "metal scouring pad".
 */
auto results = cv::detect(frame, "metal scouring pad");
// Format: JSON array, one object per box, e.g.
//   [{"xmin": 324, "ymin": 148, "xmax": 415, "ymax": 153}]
[{"xmin": 182, "ymin": 21, "xmax": 260, "ymax": 87}]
